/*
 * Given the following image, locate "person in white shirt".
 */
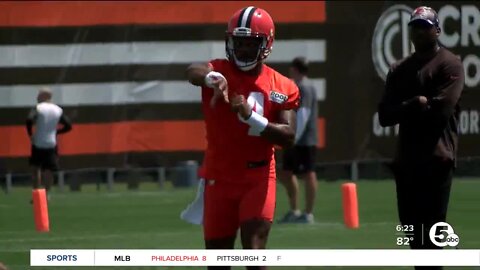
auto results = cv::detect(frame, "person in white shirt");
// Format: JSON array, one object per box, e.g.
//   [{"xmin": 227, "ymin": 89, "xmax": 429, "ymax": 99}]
[{"xmin": 26, "ymin": 87, "xmax": 72, "ymax": 195}]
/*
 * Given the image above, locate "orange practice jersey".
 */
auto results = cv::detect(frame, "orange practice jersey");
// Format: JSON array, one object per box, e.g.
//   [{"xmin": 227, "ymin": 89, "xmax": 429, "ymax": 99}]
[{"xmin": 201, "ymin": 59, "xmax": 299, "ymax": 183}]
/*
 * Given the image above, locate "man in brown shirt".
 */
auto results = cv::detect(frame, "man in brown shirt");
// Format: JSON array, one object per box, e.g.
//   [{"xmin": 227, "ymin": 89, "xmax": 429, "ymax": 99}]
[{"xmin": 378, "ymin": 5, "xmax": 464, "ymax": 266}]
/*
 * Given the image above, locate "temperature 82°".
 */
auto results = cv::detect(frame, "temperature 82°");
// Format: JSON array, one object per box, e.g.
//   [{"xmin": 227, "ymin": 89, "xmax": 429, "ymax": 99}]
[{"xmin": 396, "ymin": 236, "xmax": 414, "ymax": 246}]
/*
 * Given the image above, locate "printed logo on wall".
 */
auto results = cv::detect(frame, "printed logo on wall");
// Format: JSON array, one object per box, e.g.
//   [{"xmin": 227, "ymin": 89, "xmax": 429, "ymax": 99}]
[{"xmin": 372, "ymin": 5, "xmax": 414, "ymax": 81}]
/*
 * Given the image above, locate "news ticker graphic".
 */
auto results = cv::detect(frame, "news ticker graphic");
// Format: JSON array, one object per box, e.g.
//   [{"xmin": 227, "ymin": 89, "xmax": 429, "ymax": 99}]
[
  {"xmin": 395, "ymin": 222, "xmax": 461, "ymax": 247},
  {"xmin": 31, "ymin": 249, "xmax": 480, "ymax": 267}
]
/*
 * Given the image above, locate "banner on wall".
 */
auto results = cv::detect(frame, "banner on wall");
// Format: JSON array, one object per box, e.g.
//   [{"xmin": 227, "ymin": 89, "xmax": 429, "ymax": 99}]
[
  {"xmin": 0, "ymin": 1, "xmax": 478, "ymax": 172},
  {"xmin": 318, "ymin": 1, "xmax": 479, "ymax": 163},
  {"xmin": 0, "ymin": 1, "xmax": 327, "ymax": 171}
]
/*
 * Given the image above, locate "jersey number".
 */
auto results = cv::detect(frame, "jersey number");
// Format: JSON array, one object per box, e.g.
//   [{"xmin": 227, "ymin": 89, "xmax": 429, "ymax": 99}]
[{"xmin": 247, "ymin": 92, "xmax": 265, "ymax": 137}]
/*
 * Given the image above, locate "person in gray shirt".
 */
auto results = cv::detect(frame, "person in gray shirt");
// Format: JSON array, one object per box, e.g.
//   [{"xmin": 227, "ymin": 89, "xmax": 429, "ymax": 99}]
[{"xmin": 279, "ymin": 57, "xmax": 319, "ymax": 224}]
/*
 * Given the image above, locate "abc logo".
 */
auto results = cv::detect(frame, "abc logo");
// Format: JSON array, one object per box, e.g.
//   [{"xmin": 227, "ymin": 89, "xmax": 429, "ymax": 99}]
[{"xmin": 429, "ymin": 222, "xmax": 460, "ymax": 247}]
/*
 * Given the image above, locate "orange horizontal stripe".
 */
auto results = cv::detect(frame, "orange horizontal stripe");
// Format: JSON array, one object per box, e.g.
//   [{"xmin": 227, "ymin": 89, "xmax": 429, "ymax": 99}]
[
  {"xmin": 0, "ymin": 121, "xmax": 207, "ymax": 157},
  {"xmin": 0, "ymin": 117, "xmax": 326, "ymax": 157},
  {"xmin": 0, "ymin": 1, "xmax": 325, "ymax": 27}
]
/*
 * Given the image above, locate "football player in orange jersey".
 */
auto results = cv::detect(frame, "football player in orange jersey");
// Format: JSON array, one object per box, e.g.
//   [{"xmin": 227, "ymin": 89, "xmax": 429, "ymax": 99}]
[{"xmin": 186, "ymin": 6, "xmax": 299, "ymax": 270}]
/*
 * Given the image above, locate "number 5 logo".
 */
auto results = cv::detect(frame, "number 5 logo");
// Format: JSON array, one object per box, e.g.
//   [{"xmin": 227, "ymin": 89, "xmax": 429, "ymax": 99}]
[
  {"xmin": 246, "ymin": 92, "xmax": 265, "ymax": 136},
  {"xmin": 429, "ymin": 222, "xmax": 459, "ymax": 247}
]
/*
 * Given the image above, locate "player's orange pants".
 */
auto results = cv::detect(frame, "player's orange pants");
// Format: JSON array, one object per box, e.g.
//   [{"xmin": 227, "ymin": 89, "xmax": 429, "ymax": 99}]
[{"xmin": 203, "ymin": 178, "xmax": 276, "ymax": 240}]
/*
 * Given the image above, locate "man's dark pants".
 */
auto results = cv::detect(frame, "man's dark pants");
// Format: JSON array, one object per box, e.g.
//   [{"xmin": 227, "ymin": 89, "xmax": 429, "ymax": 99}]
[{"xmin": 393, "ymin": 158, "xmax": 453, "ymax": 270}]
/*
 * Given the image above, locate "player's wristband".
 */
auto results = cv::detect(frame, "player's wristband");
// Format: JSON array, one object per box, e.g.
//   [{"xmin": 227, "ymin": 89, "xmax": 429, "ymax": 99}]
[
  {"xmin": 238, "ymin": 111, "xmax": 269, "ymax": 133},
  {"xmin": 204, "ymin": 71, "xmax": 225, "ymax": 88}
]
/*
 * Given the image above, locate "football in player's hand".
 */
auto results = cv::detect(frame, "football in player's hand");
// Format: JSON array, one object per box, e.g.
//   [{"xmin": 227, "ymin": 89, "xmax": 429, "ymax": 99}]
[{"xmin": 231, "ymin": 94, "xmax": 252, "ymax": 120}]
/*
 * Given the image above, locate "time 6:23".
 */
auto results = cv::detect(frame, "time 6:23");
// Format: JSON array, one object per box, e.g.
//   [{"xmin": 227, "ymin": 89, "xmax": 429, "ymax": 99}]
[{"xmin": 396, "ymin": 225, "xmax": 414, "ymax": 232}]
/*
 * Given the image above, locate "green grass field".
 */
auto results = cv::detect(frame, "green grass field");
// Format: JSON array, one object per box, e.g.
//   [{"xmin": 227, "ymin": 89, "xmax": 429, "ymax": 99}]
[{"xmin": 1, "ymin": 179, "xmax": 479, "ymax": 270}]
